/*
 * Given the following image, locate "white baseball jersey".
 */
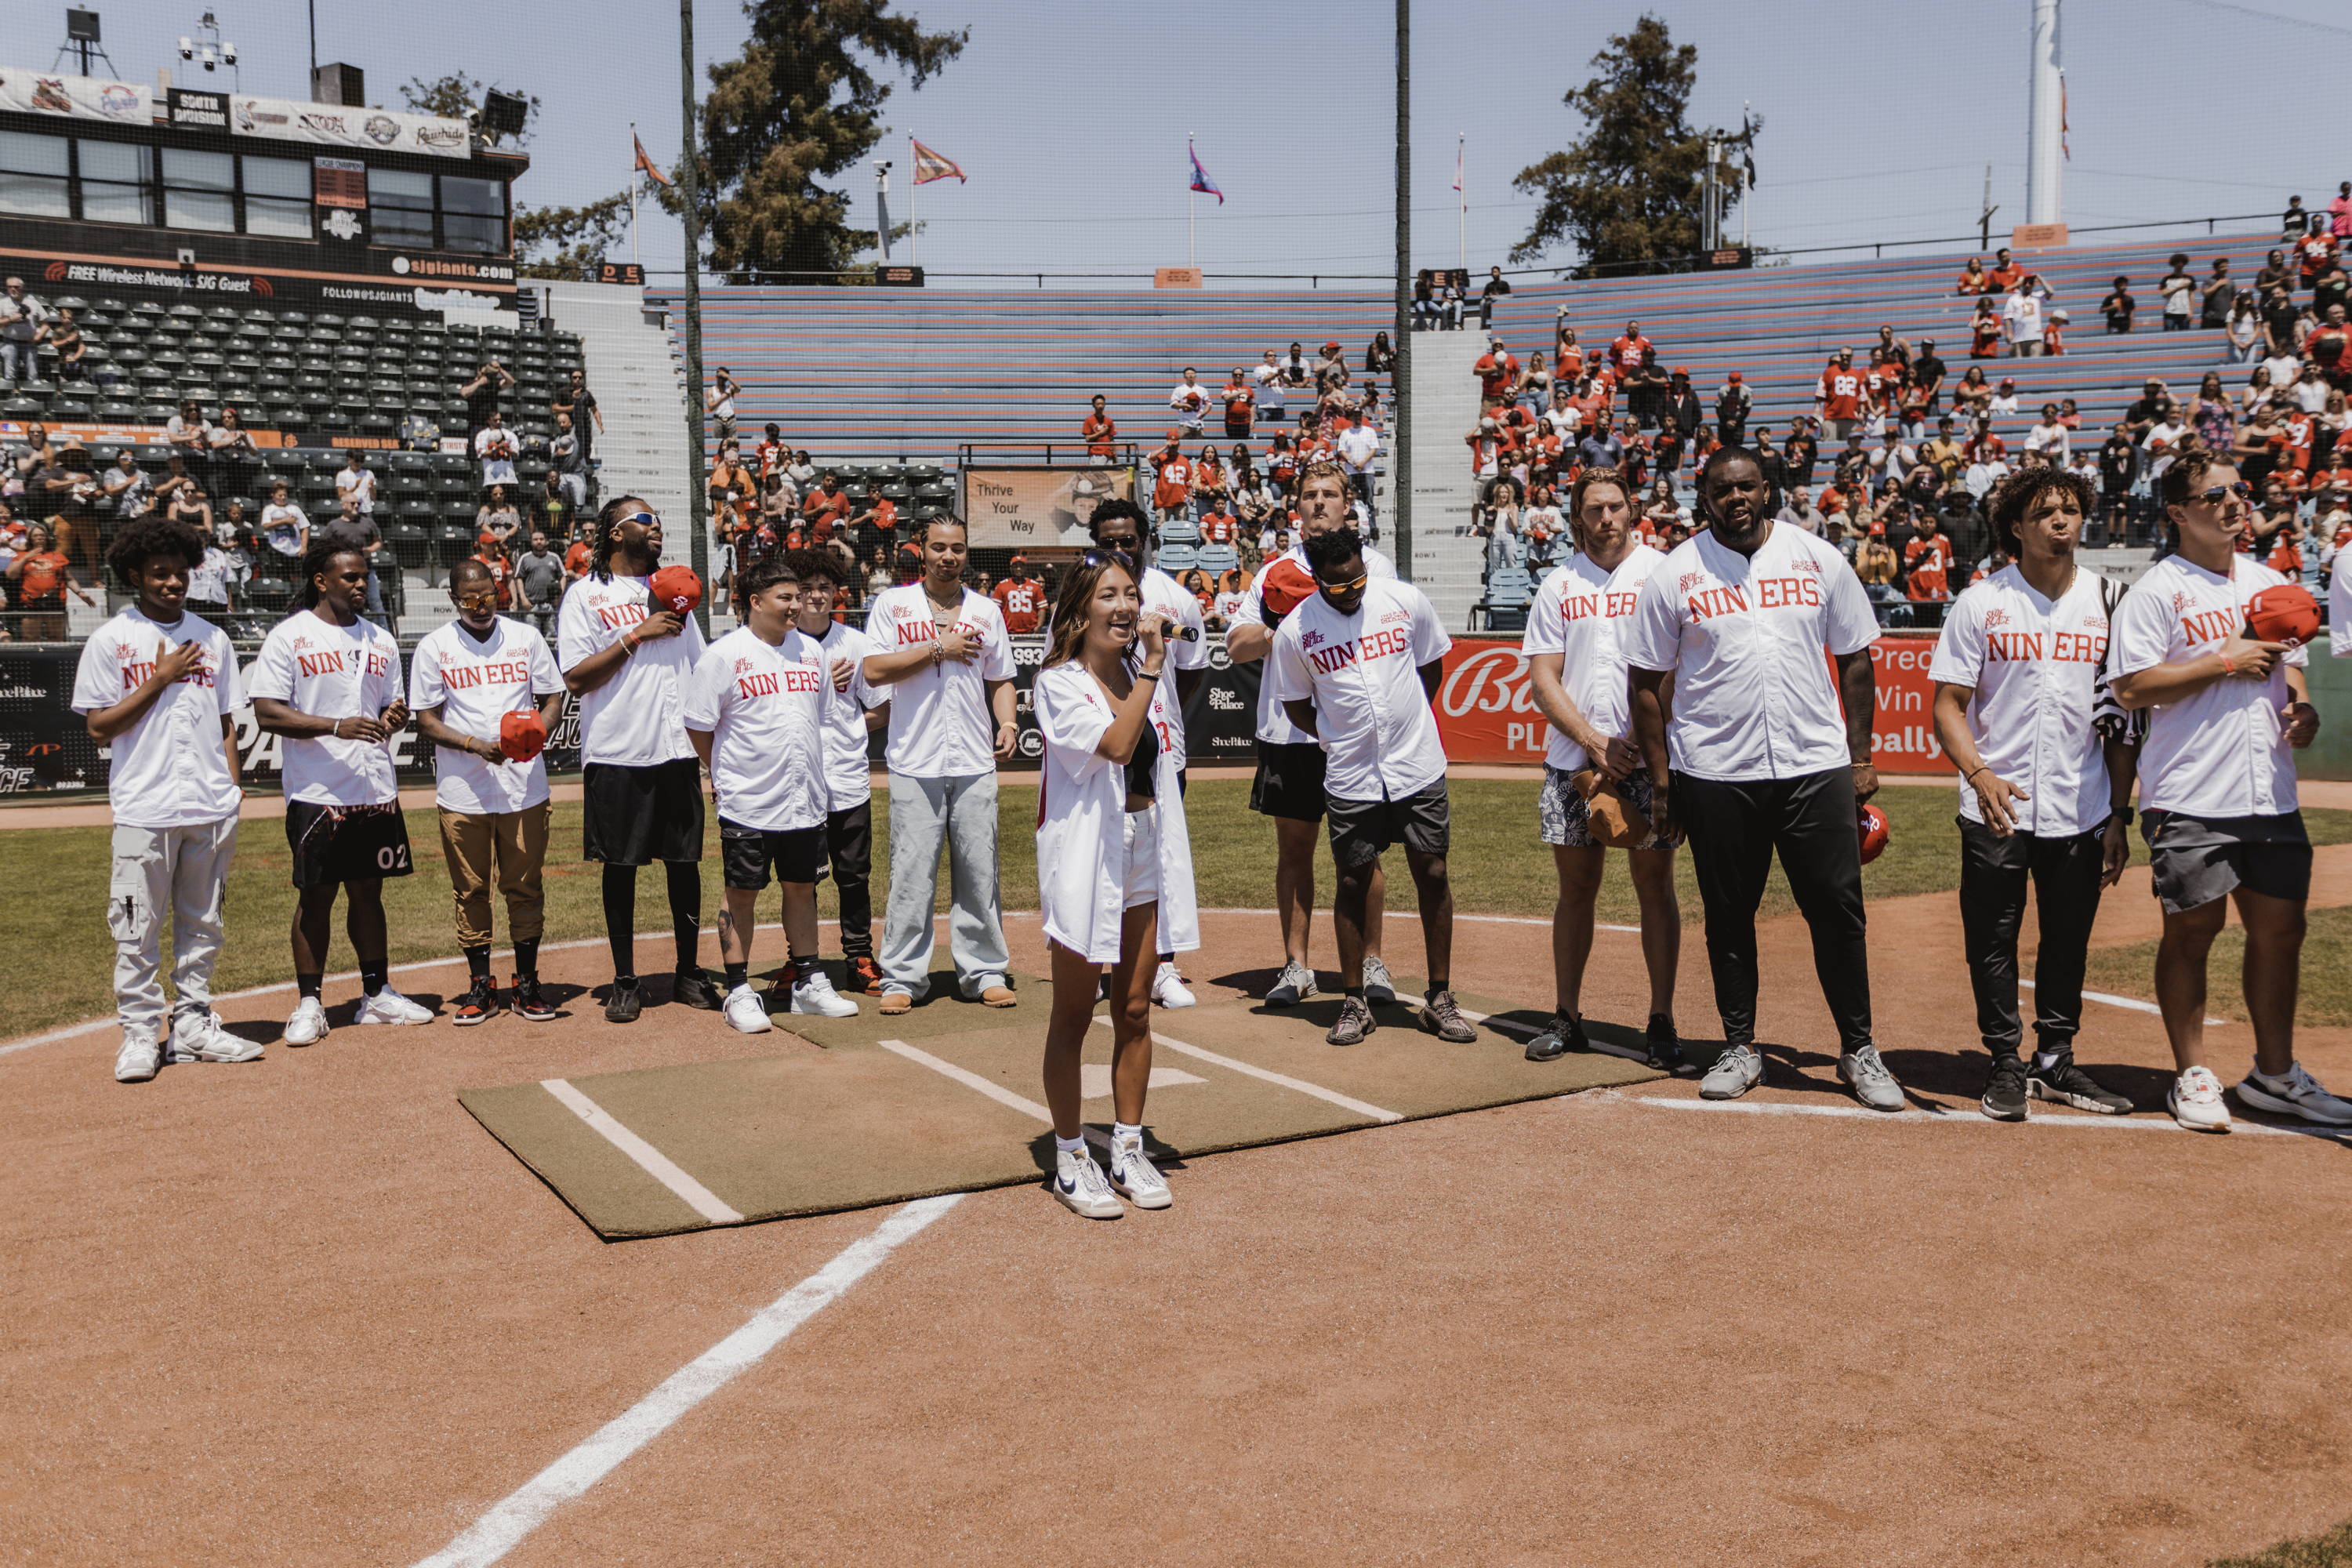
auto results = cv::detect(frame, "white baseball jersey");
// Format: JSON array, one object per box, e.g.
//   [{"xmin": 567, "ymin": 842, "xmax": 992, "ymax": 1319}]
[
  {"xmin": 71, "ymin": 608, "xmax": 243, "ymax": 829},
  {"xmin": 683, "ymin": 626, "xmax": 829, "ymax": 833},
  {"xmin": 1621, "ymin": 521, "xmax": 1882, "ymax": 782},
  {"xmin": 245, "ymin": 608, "xmax": 403, "ymax": 806},
  {"xmin": 1267, "ymin": 575, "xmax": 1453, "ymax": 801},
  {"xmin": 1240, "ymin": 539, "xmax": 1396, "ymax": 745},
  {"xmin": 407, "ymin": 617, "xmax": 565, "ymax": 815},
  {"xmin": 1928, "ymin": 564, "xmax": 2115, "ymax": 837},
  {"xmin": 557, "ymin": 573, "xmax": 705, "ymax": 769},
  {"xmin": 2111, "ymin": 553, "xmax": 2305, "ymax": 818},
  {"xmin": 864, "ymin": 584, "xmax": 1017, "ymax": 778},
  {"xmin": 2331, "ymin": 548, "xmax": 2352, "ymax": 659},
  {"xmin": 1140, "ymin": 564, "xmax": 1209, "ymax": 755},
  {"xmin": 808, "ymin": 619, "xmax": 884, "ymax": 812},
  {"xmin": 1253, "ymin": 363, "xmax": 1287, "ymax": 409},
  {"xmin": 1521, "ymin": 544, "xmax": 1667, "ymax": 774}
]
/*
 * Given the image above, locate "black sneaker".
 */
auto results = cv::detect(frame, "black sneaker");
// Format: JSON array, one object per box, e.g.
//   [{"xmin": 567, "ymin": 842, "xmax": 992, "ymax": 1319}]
[
  {"xmin": 1981, "ymin": 1054, "xmax": 2029, "ymax": 1122},
  {"xmin": 604, "ymin": 976, "xmax": 644, "ymax": 1024},
  {"xmin": 671, "ymin": 967, "xmax": 724, "ymax": 1011},
  {"xmin": 1525, "ymin": 1011, "xmax": 1586, "ymax": 1062},
  {"xmin": 1420, "ymin": 989, "xmax": 1479, "ymax": 1044},
  {"xmin": 451, "ymin": 976, "xmax": 502, "ymax": 1026},
  {"xmin": 2027, "ymin": 1052, "xmax": 2134, "ymax": 1115},
  {"xmin": 1645, "ymin": 1014, "xmax": 1687, "ymax": 1073},
  {"xmin": 1327, "ymin": 994, "xmax": 1377, "ymax": 1047},
  {"xmin": 512, "ymin": 976, "xmax": 557, "ymax": 1022}
]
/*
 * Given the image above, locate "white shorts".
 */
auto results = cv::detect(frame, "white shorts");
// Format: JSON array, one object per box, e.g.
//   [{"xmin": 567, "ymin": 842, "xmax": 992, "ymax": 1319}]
[{"xmin": 1122, "ymin": 807, "xmax": 1162, "ymax": 909}]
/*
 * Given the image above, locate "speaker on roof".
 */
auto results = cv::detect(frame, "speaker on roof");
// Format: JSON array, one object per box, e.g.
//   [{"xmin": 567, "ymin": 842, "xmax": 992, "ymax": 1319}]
[
  {"xmin": 480, "ymin": 90, "xmax": 529, "ymax": 140},
  {"xmin": 66, "ymin": 9, "xmax": 101, "ymax": 42}
]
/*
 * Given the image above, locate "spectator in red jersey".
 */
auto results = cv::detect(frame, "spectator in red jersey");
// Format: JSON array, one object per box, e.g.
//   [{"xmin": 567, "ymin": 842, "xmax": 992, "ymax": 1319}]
[
  {"xmin": 1081, "ymin": 394, "xmax": 1118, "ymax": 463},
  {"xmin": 2299, "ymin": 227, "xmax": 2339, "ymax": 289},
  {"xmin": 1969, "ymin": 299, "xmax": 2003, "ymax": 360},
  {"xmin": 1475, "ymin": 339, "xmax": 1520, "ymax": 405},
  {"xmin": 1150, "ymin": 434, "xmax": 1192, "ymax": 529},
  {"xmin": 800, "ymin": 470, "xmax": 849, "ymax": 538},
  {"xmin": 1221, "ymin": 368, "xmax": 1257, "ymax": 439},
  {"xmin": 1957, "ymin": 257, "xmax": 1991, "ymax": 295},
  {"xmin": 1902, "ymin": 510, "xmax": 1954, "ymax": 614},
  {"xmin": 846, "ymin": 481, "xmax": 896, "ymax": 553},
  {"xmin": 991, "ymin": 555, "xmax": 1045, "ymax": 635},
  {"xmin": 1200, "ymin": 504, "xmax": 1240, "ymax": 546},
  {"xmin": 468, "ymin": 535, "xmax": 515, "ymax": 611},
  {"xmin": 1181, "ymin": 568, "xmax": 1220, "ymax": 626},
  {"xmin": 1985, "ymin": 247, "xmax": 2023, "ymax": 291},
  {"xmin": 1815, "ymin": 349, "xmax": 1867, "ymax": 443},
  {"xmin": 1609, "ymin": 321, "xmax": 1652, "ymax": 376},
  {"xmin": 2305, "ymin": 304, "xmax": 2351, "ymax": 388},
  {"xmin": 1191, "ymin": 444, "xmax": 1230, "ymax": 520},
  {"xmin": 1555, "ymin": 317, "xmax": 1584, "ymax": 378}
]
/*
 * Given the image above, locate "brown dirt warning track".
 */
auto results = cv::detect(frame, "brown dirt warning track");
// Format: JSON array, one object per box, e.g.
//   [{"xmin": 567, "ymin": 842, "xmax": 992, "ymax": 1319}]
[{"xmin": 6, "ymin": 897, "xmax": 2352, "ymax": 1567}]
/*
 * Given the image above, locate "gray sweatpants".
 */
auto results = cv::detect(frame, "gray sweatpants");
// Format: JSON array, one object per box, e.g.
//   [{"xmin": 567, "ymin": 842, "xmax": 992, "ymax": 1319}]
[
  {"xmin": 880, "ymin": 772, "xmax": 1010, "ymax": 1000},
  {"xmin": 107, "ymin": 818, "xmax": 239, "ymax": 1034}
]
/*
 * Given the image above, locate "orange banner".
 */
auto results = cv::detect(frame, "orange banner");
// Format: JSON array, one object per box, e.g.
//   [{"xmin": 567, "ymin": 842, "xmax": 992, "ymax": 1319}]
[{"xmin": 1432, "ymin": 635, "xmax": 1953, "ymax": 774}]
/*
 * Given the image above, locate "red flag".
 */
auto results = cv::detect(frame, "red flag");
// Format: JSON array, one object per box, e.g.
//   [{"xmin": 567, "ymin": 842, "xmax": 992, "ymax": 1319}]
[
  {"xmin": 633, "ymin": 133, "xmax": 672, "ymax": 189},
  {"xmin": 911, "ymin": 139, "xmax": 967, "ymax": 186}
]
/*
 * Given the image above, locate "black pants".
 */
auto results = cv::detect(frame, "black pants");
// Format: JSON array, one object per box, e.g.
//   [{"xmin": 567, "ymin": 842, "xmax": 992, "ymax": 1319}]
[
  {"xmin": 1956, "ymin": 818, "xmax": 2106, "ymax": 1058},
  {"xmin": 824, "ymin": 800, "xmax": 875, "ymax": 956},
  {"xmin": 1675, "ymin": 767, "xmax": 1872, "ymax": 1054}
]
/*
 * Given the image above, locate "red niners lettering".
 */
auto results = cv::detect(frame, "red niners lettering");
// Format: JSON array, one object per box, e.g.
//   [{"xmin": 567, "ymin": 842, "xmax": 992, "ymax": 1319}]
[
  {"xmin": 595, "ymin": 602, "xmax": 650, "ymax": 632},
  {"xmin": 1753, "ymin": 575, "xmax": 1820, "ymax": 610},
  {"xmin": 121, "ymin": 657, "xmax": 216, "ymax": 689},
  {"xmin": 2179, "ymin": 607, "xmax": 2238, "ymax": 645},
  {"xmin": 441, "ymin": 659, "xmax": 533, "ymax": 689}
]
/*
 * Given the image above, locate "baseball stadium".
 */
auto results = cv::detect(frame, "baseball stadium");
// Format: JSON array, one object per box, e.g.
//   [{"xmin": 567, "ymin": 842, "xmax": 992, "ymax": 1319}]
[{"xmin": 9, "ymin": 2, "xmax": 2352, "ymax": 1563}]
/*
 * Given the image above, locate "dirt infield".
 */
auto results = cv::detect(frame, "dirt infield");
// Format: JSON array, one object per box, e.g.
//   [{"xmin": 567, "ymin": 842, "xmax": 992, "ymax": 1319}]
[{"xmin": 7, "ymin": 897, "xmax": 2352, "ymax": 1566}]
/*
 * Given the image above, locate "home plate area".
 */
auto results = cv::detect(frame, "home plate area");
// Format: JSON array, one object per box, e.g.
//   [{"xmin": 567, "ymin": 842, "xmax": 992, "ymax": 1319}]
[{"xmin": 459, "ymin": 968, "xmax": 1661, "ymax": 1238}]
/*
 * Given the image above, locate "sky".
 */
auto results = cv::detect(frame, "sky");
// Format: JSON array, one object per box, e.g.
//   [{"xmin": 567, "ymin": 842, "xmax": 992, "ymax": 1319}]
[{"xmin": 4, "ymin": 0, "xmax": 2350, "ymax": 285}]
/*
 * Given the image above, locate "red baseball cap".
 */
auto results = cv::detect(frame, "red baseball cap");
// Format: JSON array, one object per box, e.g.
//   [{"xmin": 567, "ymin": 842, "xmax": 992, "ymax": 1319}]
[
  {"xmin": 499, "ymin": 709, "xmax": 548, "ymax": 764},
  {"xmin": 1727, "ymin": 371, "xmax": 1742, "ymax": 381},
  {"xmin": 648, "ymin": 564, "xmax": 703, "ymax": 615},
  {"xmin": 1257, "ymin": 557, "xmax": 1319, "ymax": 619}
]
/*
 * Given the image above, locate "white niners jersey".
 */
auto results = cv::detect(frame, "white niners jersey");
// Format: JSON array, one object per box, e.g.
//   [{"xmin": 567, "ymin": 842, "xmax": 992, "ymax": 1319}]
[
  {"xmin": 1240, "ymin": 539, "xmax": 1396, "ymax": 745},
  {"xmin": 245, "ymin": 608, "xmax": 403, "ymax": 806},
  {"xmin": 865, "ymin": 584, "xmax": 1017, "ymax": 779},
  {"xmin": 557, "ymin": 574, "xmax": 706, "ymax": 769},
  {"xmin": 1521, "ymin": 544, "xmax": 1667, "ymax": 774},
  {"xmin": 1621, "ymin": 521, "xmax": 1882, "ymax": 782},
  {"xmin": 71, "ymin": 608, "xmax": 243, "ymax": 830},
  {"xmin": 2111, "ymin": 553, "xmax": 2306, "ymax": 818},
  {"xmin": 1267, "ymin": 575, "xmax": 1453, "ymax": 801},
  {"xmin": 809, "ymin": 619, "xmax": 885, "ymax": 812},
  {"xmin": 1928, "ymin": 564, "xmax": 2115, "ymax": 837},
  {"xmin": 683, "ymin": 626, "xmax": 829, "ymax": 833},
  {"xmin": 1138, "ymin": 566, "xmax": 1208, "ymax": 754},
  {"xmin": 407, "ymin": 617, "xmax": 566, "ymax": 816}
]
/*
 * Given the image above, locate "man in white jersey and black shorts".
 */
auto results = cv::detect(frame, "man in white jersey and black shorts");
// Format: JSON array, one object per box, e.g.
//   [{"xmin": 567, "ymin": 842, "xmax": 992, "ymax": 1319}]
[
  {"xmin": 408, "ymin": 557, "xmax": 568, "ymax": 1025},
  {"xmin": 1269, "ymin": 526, "xmax": 1480, "ymax": 1047},
  {"xmin": 559, "ymin": 496, "xmax": 720, "ymax": 1024},
  {"xmin": 784, "ymin": 549, "xmax": 889, "ymax": 995},
  {"xmin": 74, "ymin": 515, "xmax": 261, "ymax": 1081},
  {"xmin": 687, "ymin": 554, "xmax": 862, "ymax": 1030},
  {"xmin": 1624, "ymin": 446, "xmax": 1906, "ymax": 1111},
  {"xmin": 1931, "ymin": 467, "xmax": 2141, "ymax": 1121},
  {"xmin": 1083, "ymin": 497, "xmax": 1208, "ymax": 1007},
  {"xmin": 859, "ymin": 514, "xmax": 1021, "ymax": 1015},
  {"xmin": 1519, "ymin": 466, "xmax": 1685, "ymax": 1070},
  {"xmin": 1226, "ymin": 460, "xmax": 1399, "ymax": 1007},
  {"xmin": 248, "ymin": 541, "xmax": 434, "ymax": 1042},
  {"xmin": 2111, "ymin": 452, "xmax": 2351, "ymax": 1131}
]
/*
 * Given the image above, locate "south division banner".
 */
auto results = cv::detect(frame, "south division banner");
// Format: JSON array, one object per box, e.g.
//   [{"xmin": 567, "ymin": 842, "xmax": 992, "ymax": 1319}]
[{"xmin": 959, "ymin": 467, "xmax": 1138, "ymax": 549}]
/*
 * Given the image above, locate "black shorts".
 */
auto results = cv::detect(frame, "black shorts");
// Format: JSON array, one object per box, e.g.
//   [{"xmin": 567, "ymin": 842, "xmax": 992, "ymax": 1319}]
[
  {"xmin": 582, "ymin": 758, "xmax": 706, "ymax": 866},
  {"xmin": 2142, "ymin": 809, "xmax": 2313, "ymax": 913},
  {"xmin": 720, "ymin": 817, "xmax": 825, "ymax": 890},
  {"xmin": 285, "ymin": 800, "xmax": 414, "ymax": 889},
  {"xmin": 1250, "ymin": 740, "xmax": 1328, "ymax": 822},
  {"xmin": 1327, "ymin": 783, "xmax": 1450, "ymax": 872}
]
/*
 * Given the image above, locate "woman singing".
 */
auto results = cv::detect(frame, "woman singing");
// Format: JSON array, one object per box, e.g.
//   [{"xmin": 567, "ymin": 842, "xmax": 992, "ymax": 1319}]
[{"xmin": 1033, "ymin": 550, "xmax": 1200, "ymax": 1219}]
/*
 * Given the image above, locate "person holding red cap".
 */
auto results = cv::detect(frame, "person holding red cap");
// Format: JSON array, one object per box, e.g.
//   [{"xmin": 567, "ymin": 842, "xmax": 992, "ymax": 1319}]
[{"xmin": 408, "ymin": 556, "xmax": 568, "ymax": 1025}]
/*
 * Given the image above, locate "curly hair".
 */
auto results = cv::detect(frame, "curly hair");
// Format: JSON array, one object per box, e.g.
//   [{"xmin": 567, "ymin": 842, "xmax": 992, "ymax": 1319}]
[
  {"xmin": 104, "ymin": 514, "xmax": 204, "ymax": 591},
  {"xmin": 1985, "ymin": 466, "xmax": 2096, "ymax": 556}
]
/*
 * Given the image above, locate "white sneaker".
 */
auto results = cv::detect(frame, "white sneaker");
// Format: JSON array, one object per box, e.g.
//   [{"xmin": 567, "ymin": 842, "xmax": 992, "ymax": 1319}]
[
  {"xmin": 169, "ymin": 1010, "xmax": 263, "ymax": 1065},
  {"xmin": 283, "ymin": 996, "xmax": 330, "ymax": 1047},
  {"xmin": 2234, "ymin": 1062, "xmax": 2352, "ymax": 1126},
  {"xmin": 788, "ymin": 970, "xmax": 859, "ymax": 1018},
  {"xmin": 1050, "ymin": 1144, "xmax": 1123, "ymax": 1219},
  {"xmin": 723, "ymin": 982, "xmax": 774, "ymax": 1034},
  {"xmin": 2169, "ymin": 1065, "xmax": 2232, "ymax": 1133},
  {"xmin": 1700, "ymin": 1044, "xmax": 1765, "ymax": 1101},
  {"xmin": 1361, "ymin": 954, "xmax": 1398, "ymax": 1007},
  {"xmin": 114, "ymin": 1027, "xmax": 162, "ymax": 1083},
  {"xmin": 1108, "ymin": 1133, "xmax": 1172, "ymax": 1209},
  {"xmin": 1151, "ymin": 961, "xmax": 1196, "ymax": 1010},
  {"xmin": 354, "ymin": 985, "xmax": 433, "ymax": 1026}
]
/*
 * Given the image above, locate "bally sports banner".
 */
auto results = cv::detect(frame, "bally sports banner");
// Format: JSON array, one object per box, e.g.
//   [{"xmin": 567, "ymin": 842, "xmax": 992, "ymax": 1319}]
[{"xmin": 1429, "ymin": 634, "xmax": 1955, "ymax": 775}]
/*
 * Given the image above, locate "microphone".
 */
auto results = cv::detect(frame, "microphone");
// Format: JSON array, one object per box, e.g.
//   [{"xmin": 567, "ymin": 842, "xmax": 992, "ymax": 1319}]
[{"xmin": 1167, "ymin": 625, "xmax": 1201, "ymax": 642}]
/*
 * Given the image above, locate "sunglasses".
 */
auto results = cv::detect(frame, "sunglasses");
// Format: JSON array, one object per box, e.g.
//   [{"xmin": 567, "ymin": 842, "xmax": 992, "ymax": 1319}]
[
  {"xmin": 1079, "ymin": 547, "xmax": 1137, "ymax": 571},
  {"xmin": 616, "ymin": 510, "xmax": 662, "ymax": 530},
  {"xmin": 455, "ymin": 590, "xmax": 499, "ymax": 610},
  {"xmin": 2195, "ymin": 482, "xmax": 2256, "ymax": 506},
  {"xmin": 1317, "ymin": 572, "xmax": 1370, "ymax": 595}
]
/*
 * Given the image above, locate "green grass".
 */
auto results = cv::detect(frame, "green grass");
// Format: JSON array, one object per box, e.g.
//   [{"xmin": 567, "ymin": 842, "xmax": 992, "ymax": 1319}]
[
  {"xmin": 2087, "ymin": 904, "xmax": 2352, "ymax": 1031},
  {"xmin": 2213, "ymin": 1520, "xmax": 2352, "ymax": 1567},
  {"xmin": 13, "ymin": 779, "xmax": 2352, "ymax": 1040}
]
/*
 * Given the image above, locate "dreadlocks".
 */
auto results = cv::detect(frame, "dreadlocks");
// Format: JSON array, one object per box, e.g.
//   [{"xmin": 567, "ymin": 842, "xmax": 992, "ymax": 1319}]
[
  {"xmin": 294, "ymin": 538, "xmax": 369, "ymax": 612},
  {"xmin": 589, "ymin": 494, "xmax": 651, "ymax": 584}
]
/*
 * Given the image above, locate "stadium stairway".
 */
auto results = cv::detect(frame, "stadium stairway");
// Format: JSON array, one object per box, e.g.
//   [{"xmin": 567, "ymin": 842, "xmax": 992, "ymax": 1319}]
[
  {"xmin": 1406, "ymin": 328, "xmax": 1489, "ymax": 630},
  {"xmin": 546, "ymin": 281, "xmax": 696, "ymax": 546}
]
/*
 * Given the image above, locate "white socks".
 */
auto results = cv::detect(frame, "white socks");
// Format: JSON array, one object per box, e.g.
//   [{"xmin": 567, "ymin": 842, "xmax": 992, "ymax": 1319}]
[
  {"xmin": 1112, "ymin": 1121, "xmax": 1142, "ymax": 1147},
  {"xmin": 1054, "ymin": 1134, "xmax": 1086, "ymax": 1156}
]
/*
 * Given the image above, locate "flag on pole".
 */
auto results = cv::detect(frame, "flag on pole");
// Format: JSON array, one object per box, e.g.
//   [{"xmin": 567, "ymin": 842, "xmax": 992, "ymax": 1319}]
[
  {"xmin": 911, "ymin": 139, "xmax": 966, "ymax": 185},
  {"xmin": 1453, "ymin": 136, "xmax": 1462, "ymax": 193},
  {"xmin": 2060, "ymin": 78, "xmax": 2071, "ymax": 160},
  {"xmin": 1189, "ymin": 142, "xmax": 1223, "ymax": 205},
  {"xmin": 633, "ymin": 133, "xmax": 671, "ymax": 189}
]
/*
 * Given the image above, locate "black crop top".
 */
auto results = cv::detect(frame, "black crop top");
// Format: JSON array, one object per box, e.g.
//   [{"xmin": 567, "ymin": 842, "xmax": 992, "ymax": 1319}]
[{"xmin": 1124, "ymin": 705, "xmax": 1158, "ymax": 802}]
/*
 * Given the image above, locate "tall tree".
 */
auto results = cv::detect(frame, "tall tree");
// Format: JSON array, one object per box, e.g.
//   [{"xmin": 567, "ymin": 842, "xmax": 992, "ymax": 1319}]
[
  {"xmin": 676, "ymin": 0, "xmax": 967, "ymax": 279},
  {"xmin": 405, "ymin": 74, "xmax": 627, "ymax": 279},
  {"xmin": 1510, "ymin": 16, "xmax": 1736, "ymax": 274},
  {"xmin": 399, "ymin": 73, "xmax": 539, "ymax": 147}
]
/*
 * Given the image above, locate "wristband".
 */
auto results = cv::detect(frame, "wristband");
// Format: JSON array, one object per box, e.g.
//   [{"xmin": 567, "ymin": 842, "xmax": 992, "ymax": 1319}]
[
  {"xmin": 2218, "ymin": 652, "xmax": 2236, "ymax": 675},
  {"xmin": 1138, "ymin": 670, "xmax": 1161, "ymax": 683}
]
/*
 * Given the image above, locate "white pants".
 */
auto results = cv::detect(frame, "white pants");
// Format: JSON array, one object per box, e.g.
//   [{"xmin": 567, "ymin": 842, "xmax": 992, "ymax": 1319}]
[
  {"xmin": 1122, "ymin": 807, "xmax": 1162, "ymax": 909},
  {"xmin": 107, "ymin": 818, "xmax": 238, "ymax": 1033}
]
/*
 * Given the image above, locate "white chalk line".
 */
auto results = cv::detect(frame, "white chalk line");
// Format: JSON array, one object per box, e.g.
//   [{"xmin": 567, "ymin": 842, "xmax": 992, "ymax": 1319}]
[
  {"xmin": 2017, "ymin": 978, "xmax": 2225, "ymax": 1026},
  {"xmin": 1091, "ymin": 1015, "xmax": 1404, "ymax": 1123},
  {"xmin": 407, "ymin": 1195, "xmax": 960, "ymax": 1568},
  {"xmin": 539, "ymin": 1079, "xmax": 745, "ymax": 1226},
  {"xmin": 875, "ymin": 1037, "xmax": 1112, "ymax": 1151},
  {"xmin": 1622, "ymin": 1091, "xmax": 2348, "ymax": 1142}
]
